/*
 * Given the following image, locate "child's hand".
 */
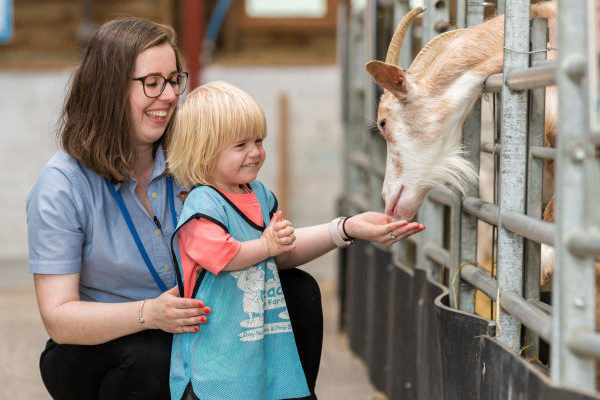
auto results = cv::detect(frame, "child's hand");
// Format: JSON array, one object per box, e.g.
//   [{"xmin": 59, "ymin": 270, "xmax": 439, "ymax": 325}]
[{"xmin": 260, "ymin": 210, "xmax": 296, "ymax": 257}]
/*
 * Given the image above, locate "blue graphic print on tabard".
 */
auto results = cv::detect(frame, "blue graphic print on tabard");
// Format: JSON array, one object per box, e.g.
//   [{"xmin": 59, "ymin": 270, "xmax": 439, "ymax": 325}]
[{"xmin": 234, "ymin": 261, "xmax": 292, "ymax": 342}]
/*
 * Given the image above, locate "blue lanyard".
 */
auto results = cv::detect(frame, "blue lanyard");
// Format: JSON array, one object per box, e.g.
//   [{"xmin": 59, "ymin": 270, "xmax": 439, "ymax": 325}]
[{"xmin": 106, "ymin": 176, "xmax": 177, "ymax": 292}]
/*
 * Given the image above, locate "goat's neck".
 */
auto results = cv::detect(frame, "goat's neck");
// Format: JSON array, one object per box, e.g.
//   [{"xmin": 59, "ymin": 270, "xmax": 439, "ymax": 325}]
[{"xmin": 420, "ymin": 15, "xmax": 505, "ymax": 98}]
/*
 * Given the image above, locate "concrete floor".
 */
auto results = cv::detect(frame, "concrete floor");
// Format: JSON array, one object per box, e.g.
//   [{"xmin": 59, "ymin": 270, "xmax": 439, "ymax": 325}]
[{"xmin": 0, "ymin": 256, "xmax": 384, "ymax": 400}]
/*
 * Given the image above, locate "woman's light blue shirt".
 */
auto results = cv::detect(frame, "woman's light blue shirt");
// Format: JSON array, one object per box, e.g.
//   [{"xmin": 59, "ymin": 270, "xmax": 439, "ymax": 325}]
[{"xmin": 26, "ymin": 147, "xmax": 186, "ymax": 303}]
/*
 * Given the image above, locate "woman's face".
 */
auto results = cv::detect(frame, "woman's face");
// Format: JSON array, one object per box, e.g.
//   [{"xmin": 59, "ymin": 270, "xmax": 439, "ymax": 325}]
[{"xmin": 129, "ymin": 42, "xmax": 179, "ymax": 151}]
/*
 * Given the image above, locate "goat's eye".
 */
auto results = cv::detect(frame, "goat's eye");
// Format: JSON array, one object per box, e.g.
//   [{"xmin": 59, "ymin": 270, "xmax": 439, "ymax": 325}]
[{"xmin": 379, "ymin": 120, "xmax": 386, "ymax": 129}]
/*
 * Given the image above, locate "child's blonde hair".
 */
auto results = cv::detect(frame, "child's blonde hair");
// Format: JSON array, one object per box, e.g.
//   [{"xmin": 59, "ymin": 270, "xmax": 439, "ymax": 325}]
[{"xmin": 167, "ymin": 81, "xmax": 267, "ymax": 188}]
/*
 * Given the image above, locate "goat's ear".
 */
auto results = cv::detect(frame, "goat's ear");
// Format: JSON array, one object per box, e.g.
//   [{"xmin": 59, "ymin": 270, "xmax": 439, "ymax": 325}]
[{"xmin": 366, "ymin": 60, "xmax": 410, "ymax": 100}]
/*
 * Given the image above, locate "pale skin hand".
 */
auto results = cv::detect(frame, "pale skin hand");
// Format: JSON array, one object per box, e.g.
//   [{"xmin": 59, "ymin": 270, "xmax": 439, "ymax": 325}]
[
  {"xmin": 34, "ymin": 273, "xmax": 209, "ymax": 345},
  {"xmin": 275, "ymin": 211, "xmax": 425, "ymax": 269},
  {"xmin": 343, "ymin": 211, "xmax": 424, "ymax": 247},
  {"xmin": 261, "ymin": 210, "xmax": 296, "ymax": 257},
  {"xmin": 225, "ymin": 210, "xmax": 296, "ymax": 271}
]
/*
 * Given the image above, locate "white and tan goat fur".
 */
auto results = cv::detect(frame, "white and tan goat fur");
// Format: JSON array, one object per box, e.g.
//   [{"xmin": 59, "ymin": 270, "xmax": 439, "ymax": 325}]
[
  {"xmin": 366, "ymin": 3, "xmax": 557, "ymax": 217},
  {"xmin": 366, "ymin": 3, "xmax": 558, "ymax": 285}
]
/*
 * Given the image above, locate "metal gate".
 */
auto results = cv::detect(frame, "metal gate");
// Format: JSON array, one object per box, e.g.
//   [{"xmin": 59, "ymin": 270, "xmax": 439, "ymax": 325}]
[{"xmin": 337, "ymin": 0, "xmax": 600, "ymax": 398}]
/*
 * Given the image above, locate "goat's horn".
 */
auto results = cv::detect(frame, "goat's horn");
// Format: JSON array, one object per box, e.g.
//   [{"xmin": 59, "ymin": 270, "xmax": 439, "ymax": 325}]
[
  {"xmin": 409, "ymin": 29, "xmax": 468, "ymax": 74},
  {"xmin": 385, "ymin": 7, "xmax": 426, "ymax": 66}
]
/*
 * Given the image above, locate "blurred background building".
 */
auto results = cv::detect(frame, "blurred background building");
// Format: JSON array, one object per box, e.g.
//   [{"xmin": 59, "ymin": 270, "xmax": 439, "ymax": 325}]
[{"xmin": 0, "ymin": 1, "xmax": 382, "ymax": 399}]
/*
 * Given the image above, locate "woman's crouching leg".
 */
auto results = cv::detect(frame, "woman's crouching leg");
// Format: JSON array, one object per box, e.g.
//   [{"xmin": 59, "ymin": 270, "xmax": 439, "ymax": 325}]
[
  {"xmin": 39, "ymin": 330, "xmax": 173, "ymax": 400},
  {"xmin": 279, "ymin": 267, "xmax": 324, "ymax": 396}
]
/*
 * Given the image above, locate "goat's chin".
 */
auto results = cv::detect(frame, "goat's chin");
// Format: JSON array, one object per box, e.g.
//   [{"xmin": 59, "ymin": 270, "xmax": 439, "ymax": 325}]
[{"xmin": 385, "ymin": 201, "xmax": 419, "ymax": 221}]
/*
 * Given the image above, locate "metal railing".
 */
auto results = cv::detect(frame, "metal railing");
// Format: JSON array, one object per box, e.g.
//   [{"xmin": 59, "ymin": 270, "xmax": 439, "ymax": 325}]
[{"xmin": 341, "ymin": 0, "xmax": 600, "ymax": 395}]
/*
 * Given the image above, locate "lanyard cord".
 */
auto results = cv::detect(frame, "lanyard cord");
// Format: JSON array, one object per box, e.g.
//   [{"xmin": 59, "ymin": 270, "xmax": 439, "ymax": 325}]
[{"xmin": 106, "ymin": 176, "xmax": 177, "ymax": 292}]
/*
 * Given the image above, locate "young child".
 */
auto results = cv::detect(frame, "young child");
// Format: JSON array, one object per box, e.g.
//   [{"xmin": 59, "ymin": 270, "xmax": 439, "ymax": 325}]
[
  {"xmin": 167, "ymin": 81, "xmax": 310, "ymax": 400},
  {"xmin": 166, "ymin": 81, "xmax": 423, "ymax": 400}
]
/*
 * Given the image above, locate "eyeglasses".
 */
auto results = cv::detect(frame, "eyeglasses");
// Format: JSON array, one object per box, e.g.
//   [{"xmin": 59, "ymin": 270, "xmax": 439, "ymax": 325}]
[{"xmin": 131, "ymin": 72, "xmax": 189, "ymax": 98}]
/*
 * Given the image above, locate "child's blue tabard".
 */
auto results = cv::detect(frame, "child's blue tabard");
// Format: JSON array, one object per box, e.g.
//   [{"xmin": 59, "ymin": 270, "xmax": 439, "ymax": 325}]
[{"xmin": 169, "ymin": 180, "xmax": 310, "ymax": 400}]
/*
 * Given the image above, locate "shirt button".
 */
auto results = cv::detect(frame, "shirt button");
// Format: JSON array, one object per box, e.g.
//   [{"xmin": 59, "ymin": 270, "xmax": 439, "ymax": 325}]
[
  {"xmin": 151, "ymin": 192, "xmax": 158, "ymax": 199},
  {"xmin": 162, "ymin": 265, "xmax": 170, "ymax": 271},
  {"xmin": 155, "ymin": 229, "xmax": 161, "ymax": 235}
]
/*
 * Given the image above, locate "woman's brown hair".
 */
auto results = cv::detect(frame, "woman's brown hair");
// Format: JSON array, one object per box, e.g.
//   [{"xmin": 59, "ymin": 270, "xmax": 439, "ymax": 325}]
[{"xmin": 58, "ymin": 17, "xmax": 184, "ymax": 182}]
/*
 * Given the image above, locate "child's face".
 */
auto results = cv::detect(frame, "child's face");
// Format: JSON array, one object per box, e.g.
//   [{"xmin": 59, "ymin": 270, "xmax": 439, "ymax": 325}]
[{"xmin": 212, "ymin": 136, "xmax": 266, "ymax": 193}]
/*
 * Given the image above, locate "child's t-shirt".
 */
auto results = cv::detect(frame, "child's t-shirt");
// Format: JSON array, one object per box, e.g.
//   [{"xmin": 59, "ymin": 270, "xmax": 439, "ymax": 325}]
[{"xmin": 177, "ymin": 186, "xmax": 264, "ymax": 298}]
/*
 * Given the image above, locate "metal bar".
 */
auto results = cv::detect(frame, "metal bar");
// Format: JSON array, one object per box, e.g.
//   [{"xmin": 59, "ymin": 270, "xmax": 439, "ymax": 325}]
[
  {"xmin": 455, "ymin": 0, "xmax": 483, "ymax": 309},
  {"xmin": 460, "ymin": 264, "xmax": 553, "ymax": 343},
  {"xmin": 460, "ymin": 264, "xmax": 498, "ymax": 300},
  {"xmin": 501, "ymin": 291, "xmax": 552, "ymax": 343},
  {"xmin": 346, "ymin": 9, "xmax": 367, "ymax": 217},
  {"xmin": 567, "ymin": 331, "xmax": 600, "ymax": 361},
  {"xmin": 468, "ymin": 1, "xmax": 496, "ymax": 7},
  {"xmin": 502, "ymin": 211, "xmax": 554, "ymax": 246},
  {"xmin": 483, "ymin": 73, "xmax": 503, "ymax": 92},
  {"xmin": 505, "ymin": 63, "xmax": 555, "ymax": 91},
  {"xmin": 422, "ymin": 0, "xmax": 450, "ymax": 44},
  {"xmin": 530, "ymin": 146, "xmax": 555, "ymax": 160},
  {"xmin": 552, "ymin": 0, "xmax": 597, "ymax": 389},
  {"xmin": 496, "ymin": 0, "xmax": 531, "ymax": 349},
  {"xmin": 424, "ymin": 242, "xmax": 450, "ymax": 267},
  {"xmin": 496, "ymin": 0, "xmax": 505, "ymax": 15},
  {"xmin": 428, "ymin": 188, "xmax": 454, "ymax": 207},
  {"xmin": 462, "ymin": 198, "xmax": 554, "ymax": 245},
  {"xmin": 523, "ymin": 18, "xmax": 547, "ymax": 360},
  {"xmin": 416, "ymin": 195, "xmax": 445, "ymax": 281},
  {"xmin": 462, "ymin": 197, "xmax": 499, "ymax": 226},
  {"xmin": 567, "ymin": 231, "xmax": 600, "ymax": 258},
  {"xmin": 481, "ymin": 141, "xmax": 500, "ymax": 155},
  {"xmin": 394, "ymin": 0, "xmax": 413, "ymax": 68},
  {"xmin": 531, "ymin": 299, "xmax": 552, "ymax": 315},
  {"xmin": 456, "ymin": 0, "xmax": 467, "ymax": 29}
]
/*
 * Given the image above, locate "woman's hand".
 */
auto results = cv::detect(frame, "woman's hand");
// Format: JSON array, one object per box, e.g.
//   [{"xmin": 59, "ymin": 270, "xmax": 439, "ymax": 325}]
[
  {"xmin": 259, "ymin": 210, "xmax": 296, "ymax": 257},
  {"xmin": 143, "ymin": 286, "xmax": 210, "ymax": 333},
  {"xmin": 342, "ymin": 211, "xmax": 424, "ymax": 247}
]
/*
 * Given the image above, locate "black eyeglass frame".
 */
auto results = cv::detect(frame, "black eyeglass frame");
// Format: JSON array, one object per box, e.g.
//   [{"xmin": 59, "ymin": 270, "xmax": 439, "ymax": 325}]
[{"xmin": 131, "ymin": 71, "xmax": 189, "ymax": 98}]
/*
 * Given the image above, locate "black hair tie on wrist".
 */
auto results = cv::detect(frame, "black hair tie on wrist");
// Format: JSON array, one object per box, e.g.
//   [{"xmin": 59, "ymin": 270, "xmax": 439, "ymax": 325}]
[{"xmin": 342, "ymin": 216, "xmax": 356, "ymax": 241}]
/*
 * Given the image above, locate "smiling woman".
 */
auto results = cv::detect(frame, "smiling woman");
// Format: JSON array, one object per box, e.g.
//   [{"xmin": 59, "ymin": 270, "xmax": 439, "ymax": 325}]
[{"xmin": 26, "ymin": 18, "xmax": 205, "ymax": 400}]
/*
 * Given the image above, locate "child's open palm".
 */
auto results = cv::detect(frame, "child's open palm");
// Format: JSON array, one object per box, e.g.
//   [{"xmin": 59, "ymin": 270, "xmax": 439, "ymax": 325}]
[{"xmin": 260, "ymin": 210, "xmax": 296, "ymax": 257}]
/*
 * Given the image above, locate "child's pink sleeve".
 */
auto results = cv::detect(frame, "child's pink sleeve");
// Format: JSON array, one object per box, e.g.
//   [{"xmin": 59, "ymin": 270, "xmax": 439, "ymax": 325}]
[{"xmin": 177, "ymin": 218, "xmax": 241, "ymax": 297}]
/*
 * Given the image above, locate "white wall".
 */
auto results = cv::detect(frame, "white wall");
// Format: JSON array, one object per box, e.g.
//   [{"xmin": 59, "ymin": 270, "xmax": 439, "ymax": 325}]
[
  {"xmin": 0, "ymin": 66, "xmax": 343, "ymax": 262},
  {"xmin": 0, "ymin": 71, "xmax": 69, "ymax": 260}
]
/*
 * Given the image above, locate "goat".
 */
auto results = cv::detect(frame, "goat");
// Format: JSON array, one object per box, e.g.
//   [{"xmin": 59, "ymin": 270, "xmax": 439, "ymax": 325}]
[{"xmin": 365, "ymin": 2, "xmax": 557, "ymax": 223}]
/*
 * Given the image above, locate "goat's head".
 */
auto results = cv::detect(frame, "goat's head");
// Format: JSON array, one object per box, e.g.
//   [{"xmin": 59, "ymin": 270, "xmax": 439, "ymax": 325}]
[{"xmin": 366, "ymin": 7, "xmax": 480, "ymax": 220}]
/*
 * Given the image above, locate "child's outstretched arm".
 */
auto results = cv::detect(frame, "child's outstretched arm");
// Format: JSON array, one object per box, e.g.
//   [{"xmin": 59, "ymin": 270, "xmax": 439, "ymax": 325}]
[
  {"xmin": 275, "ymin": 211, "xmax": 424, "ymax": 269},
  {"xmin": 224, "ymin": 211, "xmax": 296, "ymax": 271}
]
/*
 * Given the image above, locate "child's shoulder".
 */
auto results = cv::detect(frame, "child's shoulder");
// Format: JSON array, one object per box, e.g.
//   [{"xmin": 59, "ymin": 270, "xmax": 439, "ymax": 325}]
[{"xmin": 181, "ymin": 185, "xmax": 224, "ymax": 210}]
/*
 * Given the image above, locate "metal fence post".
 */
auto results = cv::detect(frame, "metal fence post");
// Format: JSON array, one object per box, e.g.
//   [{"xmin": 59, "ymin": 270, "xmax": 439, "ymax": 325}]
[
  {"xmin": 522, "ymin": 17, "xmax": 548, "ymax": 362},
  {"xmin": 454, "ymin": 0, "xmax": 485, "ymax": 313},
  {"xmin": 496, "ymin": 0, "xmax": 531, "ymax": 349},
  {"xmin": 552, "ymin": 0, "xmax": 597, "ymax": 391},
  {"xmin": 422, "ymin": 0, "xmax": 450, "ymax": 45}
]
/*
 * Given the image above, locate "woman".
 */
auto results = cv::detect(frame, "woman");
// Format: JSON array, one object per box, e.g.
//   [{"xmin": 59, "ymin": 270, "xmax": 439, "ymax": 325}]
[{"xmin": 26, "ymin": 17, "xmax": 423, "ymax": 400}]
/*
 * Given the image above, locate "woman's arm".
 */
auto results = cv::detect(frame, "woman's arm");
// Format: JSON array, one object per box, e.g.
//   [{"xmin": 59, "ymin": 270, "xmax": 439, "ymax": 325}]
[
  {"xmin": 34, "ymin": 273, "xmax": 208, "ymax": 345},
  {"xmin": 275, "ymin": 211, "xmax": 424, "ymax": 269}
]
